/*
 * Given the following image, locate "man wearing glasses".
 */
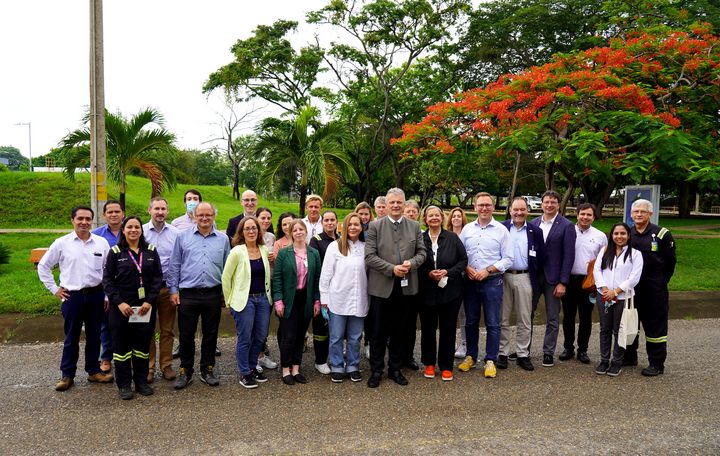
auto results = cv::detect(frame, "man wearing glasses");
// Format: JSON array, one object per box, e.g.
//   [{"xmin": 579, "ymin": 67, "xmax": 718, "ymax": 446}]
[{"xmin": 226, "ymin": 190, "xmax": 259, "ymax": 239}]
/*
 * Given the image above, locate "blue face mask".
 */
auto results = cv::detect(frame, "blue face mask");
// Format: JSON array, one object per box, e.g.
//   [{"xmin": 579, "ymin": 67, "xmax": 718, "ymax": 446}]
[{"xmin": 186, "ymin": 201, "xmax": 199, "ymax": 214}]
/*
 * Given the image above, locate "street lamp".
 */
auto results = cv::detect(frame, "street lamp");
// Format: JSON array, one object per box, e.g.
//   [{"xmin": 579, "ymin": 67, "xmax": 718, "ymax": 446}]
[{"xmin": 14, "ymin": 122, "xmax": 32, "ymax": 172}]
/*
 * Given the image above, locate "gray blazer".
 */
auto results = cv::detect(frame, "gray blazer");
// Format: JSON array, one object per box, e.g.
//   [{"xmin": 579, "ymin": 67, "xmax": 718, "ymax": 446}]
[{"xmin": 365, "ymin": 216, "xmax": 427, "ymax": 298}]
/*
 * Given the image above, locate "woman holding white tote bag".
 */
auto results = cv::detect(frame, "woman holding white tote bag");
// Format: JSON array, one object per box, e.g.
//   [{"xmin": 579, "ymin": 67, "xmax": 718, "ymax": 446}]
[{"xmin": 593, "ymin": 222, "xmax": 643, "ymax": 377}]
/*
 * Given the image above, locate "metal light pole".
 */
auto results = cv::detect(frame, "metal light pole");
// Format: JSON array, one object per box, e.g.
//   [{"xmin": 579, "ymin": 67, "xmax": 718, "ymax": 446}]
[
  {"xmin": 90, "ymin": 0, "xmax": 107, "ymax": 228},
  {"xmin": 14, "ymin": 122, "xmax": 32, "ymax": 171}
]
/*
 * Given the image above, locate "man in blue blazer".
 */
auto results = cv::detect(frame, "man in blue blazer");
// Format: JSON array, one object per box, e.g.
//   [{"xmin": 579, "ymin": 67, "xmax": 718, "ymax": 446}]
[
  {"xmin": 499, "ymin": 197, "xmax": 544, "ymax": 371},
  {"xmin": 529, "ymin": 190, "xmax": 576, "ymax": 367}
]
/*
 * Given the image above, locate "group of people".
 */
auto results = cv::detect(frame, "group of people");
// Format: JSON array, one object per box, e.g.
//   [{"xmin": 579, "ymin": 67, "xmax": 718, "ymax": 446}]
[{"xmin": 37, "ymin": 185, "xmax": 676, "ymax": 398}]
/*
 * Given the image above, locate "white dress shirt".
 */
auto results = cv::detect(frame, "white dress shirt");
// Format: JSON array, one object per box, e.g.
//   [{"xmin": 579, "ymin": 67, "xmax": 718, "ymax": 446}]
[
  {"xmin": 37, "ymin": 232, "xmax": 111, "ymax": 294},
  {"xmin": 460, "ymin": 218, "xmax": 513, "ymax": 273},
  {"xmin": 538, "ymin": 213, "xmax": 558, "ymax": 241},
  {"xmin": 593, "ymin": 246, "xmax": 644, "ymax": 300},
  {"xmin": 319, "ymin": 240, "xmax": 368, "ymax": 317},
  {"xmin": 572, "ymin": 225, "xmax": 608, "ymax": 275},
  {"xmin": 303, "ymin": 217, "xmax": 323, "ymax": 243}
]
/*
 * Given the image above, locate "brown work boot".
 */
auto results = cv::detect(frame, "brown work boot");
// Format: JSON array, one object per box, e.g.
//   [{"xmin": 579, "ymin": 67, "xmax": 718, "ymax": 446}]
[
  {"xmin": 99, "ymin": 360, "xmax": 112, "ymax": 373},
  {"xmin": 88, "ymin": 372, "xmax": 114, "ymax": 383},
  {"xmin": 147, "ymin": 370, "xmax": 155, "ymax": 384},
  {"xmin": 55, "ymin": 377, "xmax": 74, "ymax": 391},
  {"xmin": 161, "ymin": 366, "xmax": 177, "ymax": 380}
]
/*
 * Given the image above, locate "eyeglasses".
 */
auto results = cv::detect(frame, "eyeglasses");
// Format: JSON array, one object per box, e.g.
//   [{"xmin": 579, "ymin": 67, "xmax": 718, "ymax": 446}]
[{"xmin": 243, "ymin": 226, "xmax": 258, "ymax": 232}]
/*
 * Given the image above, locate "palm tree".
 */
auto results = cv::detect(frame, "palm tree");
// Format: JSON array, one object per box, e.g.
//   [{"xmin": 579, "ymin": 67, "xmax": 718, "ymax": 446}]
[
  {"xmin": 59, "ymin": 108, "xmax": 177, "ymax": 209},
  {"xmin": 255, "ymin": 105, "xmax": 357, "ymax": 216}
]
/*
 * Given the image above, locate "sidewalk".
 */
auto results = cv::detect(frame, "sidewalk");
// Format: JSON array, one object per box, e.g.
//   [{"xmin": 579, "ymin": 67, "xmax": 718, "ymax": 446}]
[{"xmin": 0, "ymin": 318, "xmax": 718, "ymax": 454}]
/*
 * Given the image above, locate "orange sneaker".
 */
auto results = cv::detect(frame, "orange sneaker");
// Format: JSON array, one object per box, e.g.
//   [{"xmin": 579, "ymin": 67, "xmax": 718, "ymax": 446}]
[
  {"xmin": 424, "ymin": 365, "xmax": 436, "ymax": 378},
  {"xmin": 441, "ymin": 370, "xmax": 454, "ymax": 381}
]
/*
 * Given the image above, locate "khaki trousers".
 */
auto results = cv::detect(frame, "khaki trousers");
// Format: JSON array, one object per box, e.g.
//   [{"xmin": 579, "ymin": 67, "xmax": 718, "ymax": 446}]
[
  {"xmin": 499, "ymin": 273, "xmax": 533, "ymax": 357},
  {"xmin": 148, "ymin": 287, "xmax": 176, "ymax": 373}
]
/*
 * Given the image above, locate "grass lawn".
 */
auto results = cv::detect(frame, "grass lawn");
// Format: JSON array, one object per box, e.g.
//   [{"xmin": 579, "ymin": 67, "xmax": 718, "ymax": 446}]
[{"xmin": 0, "ymin": 172, "xmax": 353, "ymax": 230}]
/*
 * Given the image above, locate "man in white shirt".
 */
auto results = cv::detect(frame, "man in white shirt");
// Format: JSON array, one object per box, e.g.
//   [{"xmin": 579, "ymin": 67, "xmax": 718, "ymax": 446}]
[
  {"xmin": 303, "ymin": 194, "xmax": 324, "ymax": 242},
  {"xmin": 143, "ymin": 197, "xmax": 179, "ymax": 382},
  {"xmin": 560, "ymin": 203, "xmax": 607, "ymax": 364},
  {"xmin": 458, "ymin": 192, "xmax": 513, "ymax": 379},
  {"xmin": 38, "ymin": 206, "xmax": 114, "ymax": 391}
]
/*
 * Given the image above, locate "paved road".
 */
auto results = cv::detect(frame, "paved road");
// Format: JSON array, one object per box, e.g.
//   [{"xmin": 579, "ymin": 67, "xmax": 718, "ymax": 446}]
[{"xmin": 1, "ymin": 319, "xmax": 718, "ymax": 455}]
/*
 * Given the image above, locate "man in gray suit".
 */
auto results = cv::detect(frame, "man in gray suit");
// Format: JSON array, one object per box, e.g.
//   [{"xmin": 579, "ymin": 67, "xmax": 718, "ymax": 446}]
[{"xmin": 365, "ymin": 188, "xmax": 426, "ymax": 388}]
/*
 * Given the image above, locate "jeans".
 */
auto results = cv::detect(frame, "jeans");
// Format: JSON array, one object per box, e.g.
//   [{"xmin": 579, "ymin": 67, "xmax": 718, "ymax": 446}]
[
  {"xmin": 328, "ymin": 311, "xmax": 364, "ymax": 373},
  {"xmin": 100, "ymin": 311, "xmax": 113, "ymax": 361},
  {"xmin": 464, "ymin": 276, "xmax": 504, "ymax": 362},
  {"xmin": 231, "ymin": 295, "xmax": 270, "ymax": 376}
]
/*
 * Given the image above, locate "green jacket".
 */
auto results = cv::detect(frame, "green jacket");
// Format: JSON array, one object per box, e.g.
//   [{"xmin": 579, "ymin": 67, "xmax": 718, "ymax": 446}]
[{"xmin": 272, "ymin": 245, "xmax": 321, "ymax": 319}]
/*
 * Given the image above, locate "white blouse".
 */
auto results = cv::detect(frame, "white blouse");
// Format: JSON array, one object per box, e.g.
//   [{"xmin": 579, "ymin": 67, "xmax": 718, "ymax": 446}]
[
  {"xmin": 319, "ymin": 240, "xmax": 368, "ymax": 317},
  {"xmin": 593, "ymin": 245, "xmax": 644, "ymax": 300}
]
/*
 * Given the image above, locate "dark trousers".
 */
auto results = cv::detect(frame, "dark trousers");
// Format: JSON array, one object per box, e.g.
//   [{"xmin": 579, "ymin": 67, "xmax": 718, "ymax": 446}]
[
  {"xmin": 369, "ymin": 280, "xmax": 411, "ymax": 374},
  {"xmin": 177, "ymin": 286, "xmax": 222, "ymax": 375},
  {"xmin": 624, "ymin": 284, "xmax": 669, "ymax": 368},
  {"xmin": 403, "ymin": 300, "xmax": 420, "ymax": 363},
  {"xmin": 100, "ymin": 311, "xmax": 113, "ymax": 361},
  {"xmin": 562, "ymin": 275, "xmax": 594, "ymax": 352},
  {"xmin": 596, "ymin": 299, "xmax": 625, "ymax": 364},
  {"xmin": 420, "ymin": 298, "xmax": 462, "ymax": 372},
  {"xmin": 109, "ymin": 304, "xmax": 155, "ymax": 388},
  {"xmin": 279, "ymin": 288, "xmax": 311, "ymax": 368},
  {"xmin": 311, "ymin": 313, "xmax": 329, "ymax": 365},
  {"xmin": 60, "ymin": 287, "xmax": 104, "ymax": 378}
]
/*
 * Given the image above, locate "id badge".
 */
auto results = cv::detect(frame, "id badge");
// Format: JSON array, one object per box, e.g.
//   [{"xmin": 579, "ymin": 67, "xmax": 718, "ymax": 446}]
[
  {"xmin": 401, "ymin": 278, "xmax": 409, "ymax": 287},
  {"xmin": 529, "ymin": 249, "xmax": 536, "ymax": 257},
  {"xmin": 138, "ymin": 287, "xmax": 146, "ymax": 299},
  {"xmin": 651, "ymin": 241, "xmax": 658, "ymax": 252}
]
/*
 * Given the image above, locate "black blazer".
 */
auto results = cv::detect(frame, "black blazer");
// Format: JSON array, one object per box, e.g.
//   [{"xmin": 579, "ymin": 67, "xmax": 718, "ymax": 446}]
[
  {"xmin": 418, "ymin": 229, "xmax": 468, "ymax": 305},
  {"xmin": 501, "ymin": 220, "xmax": 544, "ymax": 293}
]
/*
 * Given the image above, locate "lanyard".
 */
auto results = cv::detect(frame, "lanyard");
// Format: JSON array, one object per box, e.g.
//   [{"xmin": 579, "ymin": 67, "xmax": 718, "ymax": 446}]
[{"xmin": 128, "ymin": 250, "xmax": 144, "ymax": 287}]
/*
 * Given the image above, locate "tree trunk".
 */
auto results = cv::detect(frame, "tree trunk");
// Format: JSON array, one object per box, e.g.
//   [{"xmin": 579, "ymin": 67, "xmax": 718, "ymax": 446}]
[
  {"xmin": 298, "ymin": 183, "xmax": 307, "ymax": 218},
  {"xmin": 560, "ymin": 182, "xmax": 575, "ymax": 216},
  {"xmin": 506, "ymin": 150, "xmax": 521, "ymax": 218},
  {"xmin": 232, "ymin": 163, "xmax": 240, "ymax": 200},
  {"xmin": 678, "ymin": 180, "xmax": 692, "ymax": 217},
  {"xmin": 544, "ymin": 162, "xmax": 555, "ymax": 190}
]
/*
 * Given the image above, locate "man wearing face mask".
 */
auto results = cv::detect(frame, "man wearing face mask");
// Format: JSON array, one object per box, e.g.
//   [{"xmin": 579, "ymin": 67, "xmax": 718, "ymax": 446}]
[{"xmin": 172, "ymin": 189, "xmax": 203, "ymax": 231}]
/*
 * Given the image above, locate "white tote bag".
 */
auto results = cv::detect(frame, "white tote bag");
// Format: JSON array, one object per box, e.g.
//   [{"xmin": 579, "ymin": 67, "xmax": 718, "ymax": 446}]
[{"xmin": 618, "ymin": 294, "xmax": 639, "ymax": 349}]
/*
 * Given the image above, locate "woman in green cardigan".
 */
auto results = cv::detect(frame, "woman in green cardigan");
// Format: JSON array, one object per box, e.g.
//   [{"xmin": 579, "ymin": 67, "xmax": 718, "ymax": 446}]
[
  {"xmin": 272, "ymin": 219, "xmax": 321, "ymax": 385},
  {"xmin": 222, "ymin": 216, "xmax": 272, "ymax": 389}
]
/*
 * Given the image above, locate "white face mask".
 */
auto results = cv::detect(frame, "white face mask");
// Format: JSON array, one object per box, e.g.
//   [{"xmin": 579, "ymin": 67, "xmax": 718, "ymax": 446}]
[{"xmin": 186, "ymin": 201, "xmax": 199, "ymax": 214}]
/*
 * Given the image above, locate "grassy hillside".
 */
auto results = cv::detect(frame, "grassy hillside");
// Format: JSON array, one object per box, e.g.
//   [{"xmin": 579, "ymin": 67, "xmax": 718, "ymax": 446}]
[{"xmin": 0, "ymin": 172, "xmax": 335, "ymax": 229}]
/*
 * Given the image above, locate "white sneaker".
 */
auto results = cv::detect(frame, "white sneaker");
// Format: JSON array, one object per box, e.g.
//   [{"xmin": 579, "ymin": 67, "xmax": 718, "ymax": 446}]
[
  {"xmin": 365, "ymin": 345, "xmax": 370, "ymax": 358},
  {"xmin": 454, "ymin": 343, "xmax": 467, "ymax": 359},
  {"xmin": 255, "ymin": 364, "xmax": 264, "ymax": 374},
  {"xmin": 258, "ymin": 355, "xmax": 277, "ymax": 370},
  {"xmin": 315, "ymin": 363, "xmax": 331, "ymax": 375}
]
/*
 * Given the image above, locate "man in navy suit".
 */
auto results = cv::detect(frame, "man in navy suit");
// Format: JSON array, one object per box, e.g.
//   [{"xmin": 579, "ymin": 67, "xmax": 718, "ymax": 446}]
[
  {"xmin": 530, "ymin": 190, "xmax": 576, "ymax": 367},
  {"xmin": 498, "ymin": 197, "xmax": 544, "ymax": 371}
]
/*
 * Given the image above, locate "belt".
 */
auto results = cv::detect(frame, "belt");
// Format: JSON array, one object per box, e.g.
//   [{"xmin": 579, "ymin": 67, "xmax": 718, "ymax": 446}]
[
  {"xmin": 506, "ymin": 269, "xmax": 528, "ymax": 274},
  {"xmin": 180, "ymin": 285, "xmax": 221, "ymax": 293},
  {"xmin": 69, "ymin": 284, "xmax": 103, "ymax": 295},
  {"xmin": 249, "ymin": 292, "xmax": 266, "ymax": 298}
]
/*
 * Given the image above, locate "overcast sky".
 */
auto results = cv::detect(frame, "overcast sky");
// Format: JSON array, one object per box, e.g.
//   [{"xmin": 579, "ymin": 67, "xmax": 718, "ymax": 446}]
[{"xmin": 0, "ymin": 0, "xmax": 331, "ymax": 161}]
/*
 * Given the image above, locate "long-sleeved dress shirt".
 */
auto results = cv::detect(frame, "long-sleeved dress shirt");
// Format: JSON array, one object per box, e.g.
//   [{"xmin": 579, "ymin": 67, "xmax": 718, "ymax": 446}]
[
  {"xmin": 593, "ymin": 245, "xmax": 644, "ymax": 300},
  {"xmin": 38, "ymin": 232, "xmax": 110, "ymax": 294},
  {"xmin": 142, "ymin": 221, "xmax": 179, "ymax": 281},
  {"xmin": 319, "ymin": 240, "xmax": 368, "ymax": 317},
  {"xmin": 460, "ymin": 218, "xmax": 513, "ymax": 273},
  {"xmin": 167, "ymin": 226, "xmax": 230, "ymax": 294}
]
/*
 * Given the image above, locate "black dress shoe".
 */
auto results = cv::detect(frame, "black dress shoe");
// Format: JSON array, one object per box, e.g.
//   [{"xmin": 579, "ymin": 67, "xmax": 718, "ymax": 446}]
[
  {"xmin": 135, "ymin": 383, "xmax": 154, "ymax": 396},
  {"xmin": 282, "ymin": 375, "xmax": 295, "ymax": 385},
  {"xmin": 508, "ymin": 352, "xmax": 518, "ymax": 361},
  {"xmin": 517, "ymin": 357, "xmax": 534, "ymax": 371},
  {"xmin": 389, "ymin": 371, "xmax": 409, "ymax": 386},
  {"xmin": 641, "ymin": 365, "xmax": 664, "ymax": 377},
  {"xmin": 118, "ymin": 386, "xmax": 134, "ymax": 400},
  {"xmin": 577, "ymin": 351, "xmax": 591, "ymax": 364},
  {"xmin": 403, "ymin": 359, "xmax": 419, "ymax": 371},
  {"xmin": 293, "ymin": 373, "xmax": 308, "ymax": 384},
  {"xmin": 496, "ymin": 355, "xmax": 509, "ymax": 369},
  {"xmin": 367, "ymin": 372, "xmax": 382, "ymax": 388},
  {"xmin": 559, "ymin": 348, "xmax": 575, "ymax": 361}
]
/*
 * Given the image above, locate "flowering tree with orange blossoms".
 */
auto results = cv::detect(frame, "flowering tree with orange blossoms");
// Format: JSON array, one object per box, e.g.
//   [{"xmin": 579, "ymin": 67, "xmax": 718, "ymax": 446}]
[{"xmin": 394, "ymin": 25, "xmax": 720, "ymax": 212}]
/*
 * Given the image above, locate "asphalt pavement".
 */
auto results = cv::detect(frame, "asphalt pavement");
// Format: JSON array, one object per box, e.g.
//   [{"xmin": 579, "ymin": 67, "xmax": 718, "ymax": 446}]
[{"xmin": 0, "ymin": 319, "xmax": 719, "ymax": 455}]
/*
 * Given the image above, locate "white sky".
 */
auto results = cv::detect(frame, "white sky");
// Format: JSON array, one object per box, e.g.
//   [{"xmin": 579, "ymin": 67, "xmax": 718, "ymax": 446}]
[{"xmin": 0, "ymin": 0, "xmax": 331, "ymax": 161}]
